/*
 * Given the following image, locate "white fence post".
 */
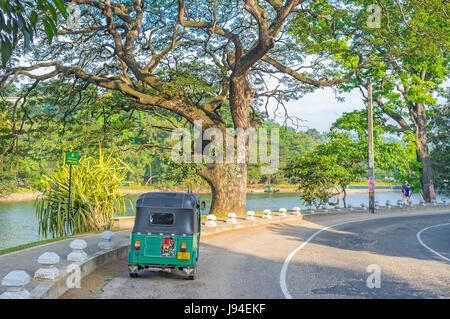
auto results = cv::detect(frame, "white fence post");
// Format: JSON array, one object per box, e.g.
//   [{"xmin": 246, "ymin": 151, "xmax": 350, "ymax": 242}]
[
  {"xmin": 246, "ymin": 211, "xmax": 255, "ymax": 220},
  {"xmin": 263, "ymin": 209, "xmax": 272, "ymax": 219},
  {"xmin": 34, "ymin": 252, "xmax": 60, "ymax": 280},
  {"xmin": 278, "ymin": 208, "xmax": 287, "ymax": 217},
  {"xmin": 98, "ymin": 231, "xmax": 116, "ymax": 250},
  {"xmin": 226, "ymin": 213, "xmax": 237, "ymax": 224},
  {"xmin": 0, "ymin": 270, "xmax": 30, "ymax": 299},
  {"xmin": 205, "ymin": 214, "xmax": 217, "ymax": 227},
  {"xmin": 67, "ymin": 239, "xmax": 88, "ymax": 262},
  {"xmin": 292, "ymin": 207, "xmax": 301, "ymax": 215}
]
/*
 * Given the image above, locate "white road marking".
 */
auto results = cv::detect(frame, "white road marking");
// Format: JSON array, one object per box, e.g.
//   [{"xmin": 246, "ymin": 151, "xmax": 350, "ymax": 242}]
[
  {"xmin": 416, "ymin": 223, "xmax": 450, "ymax": 262},
  {"xmin": 279, "ymin": 211, "xmax": 450, "ymax": 299}
]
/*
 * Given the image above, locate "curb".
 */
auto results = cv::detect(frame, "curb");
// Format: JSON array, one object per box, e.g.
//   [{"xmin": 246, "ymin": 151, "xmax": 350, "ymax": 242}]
[
  {"xmin": 30, "ymin": 243, "xmax": 130, "ymax": 299},
  {"xmin": 201, "ymin": 214, "xmax": 304, "ymax": 237}
]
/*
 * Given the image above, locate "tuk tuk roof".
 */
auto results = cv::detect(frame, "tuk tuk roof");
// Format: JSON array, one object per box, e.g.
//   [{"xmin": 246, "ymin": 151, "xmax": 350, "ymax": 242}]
[{"xmin": 136, "ymin": 192, "xmax": 200, "ymax": 209}]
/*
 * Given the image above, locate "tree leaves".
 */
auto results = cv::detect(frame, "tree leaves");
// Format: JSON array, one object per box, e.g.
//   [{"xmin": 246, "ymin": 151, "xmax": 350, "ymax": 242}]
[{"xmin": 0, "ymin": 0, "xmax": 67, "ymax": 66}]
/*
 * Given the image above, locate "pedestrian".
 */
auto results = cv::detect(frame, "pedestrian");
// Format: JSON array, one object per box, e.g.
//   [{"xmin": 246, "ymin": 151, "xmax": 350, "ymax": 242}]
[
  {"xmin": 404, "ymin": 182, "xmax": 412, "ymax": 205},
  {"xmin": 401, "ymin": 181, "xmax": 408, "ymax": 205}
]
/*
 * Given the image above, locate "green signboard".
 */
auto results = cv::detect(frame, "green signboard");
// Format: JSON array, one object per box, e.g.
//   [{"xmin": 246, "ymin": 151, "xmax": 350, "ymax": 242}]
[{"xmin": 65, "ymin": 152, "xmax": 79, "ymax": 165}]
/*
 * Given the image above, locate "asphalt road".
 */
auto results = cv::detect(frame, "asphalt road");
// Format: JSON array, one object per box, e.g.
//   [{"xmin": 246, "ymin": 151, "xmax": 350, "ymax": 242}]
[{"xmin": 95, "ymin": 210, "xmax": 450, "ymax": 299}]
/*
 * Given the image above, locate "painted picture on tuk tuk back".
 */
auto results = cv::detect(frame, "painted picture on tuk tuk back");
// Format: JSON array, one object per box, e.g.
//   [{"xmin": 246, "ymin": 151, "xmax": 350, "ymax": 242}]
[{"xmin": 160, "ymin": 237, "xmax": 175, "ymax": 257}]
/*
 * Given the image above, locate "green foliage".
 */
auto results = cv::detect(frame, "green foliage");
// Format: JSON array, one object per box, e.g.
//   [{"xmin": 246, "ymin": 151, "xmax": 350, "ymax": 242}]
[
  {"xmin": 286, "ymin": 109, "xmax": 419, "ymax": 208},
  {"xmin": 289, "ymin": 0, "xmax": 448, "ymax": 198},
  {"xmin": 35, "ymin": 149, "xmax": 132, "ymax": 238},
  {"xmin": 0, "ymin": 81, "xmax": 327, "ymax": 193},
  {"xmin": 0, "ymin": 0, "xmax": 67, "ymax": 65},
  {"xmin": 0, "ymin": 176, "xmax": 16, "ymax": 197},
  {"xmin": 429, "ymin": 94, "xmax": 449, "ymax": 196},
  {"xmin": 286, "ymin": 132, "xmax": 364, "ymax": 208},
  {"xmin": 332, "ymin": 109, "xmax": 421, "ymax": 186},
  {"xmin": 286, "ymin": 153, "xmax": 340, "ymax": 209},
  {"xmin": 249, "ymin": 122, "xmax": 325, "ymax": 184}
]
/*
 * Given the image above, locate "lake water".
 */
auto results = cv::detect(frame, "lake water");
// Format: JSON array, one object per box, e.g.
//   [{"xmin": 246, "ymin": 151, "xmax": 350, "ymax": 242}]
[{"xmin": 0, "ymin": 191, "xmax": 447, "ymax": 250}]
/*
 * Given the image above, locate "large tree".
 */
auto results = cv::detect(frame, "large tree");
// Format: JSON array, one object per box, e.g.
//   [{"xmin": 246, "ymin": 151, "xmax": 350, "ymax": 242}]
[
  {"xmin": 0, "ymin": 0, "xmax": 366, "ymax": 214},
  {"xmin": 289, "ymin": 0, "xmax": 449, "ymax": 202}
]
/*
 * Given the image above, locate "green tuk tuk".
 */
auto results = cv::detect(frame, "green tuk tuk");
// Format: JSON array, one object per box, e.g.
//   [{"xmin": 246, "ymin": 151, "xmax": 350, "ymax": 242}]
[{"xmin": 127, "ymin": 192, "xmax": 205, "ymax": 280}]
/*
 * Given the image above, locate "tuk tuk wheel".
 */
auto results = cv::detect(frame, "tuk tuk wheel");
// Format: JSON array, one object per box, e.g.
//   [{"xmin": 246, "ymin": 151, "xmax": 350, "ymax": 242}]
[
  {"xmin": 187, "ymin": 265, "xmax": 197, "ymax": 280},
  {"xmin": 128, "ymin": 264, "xmax": 140, "ymax": 278}
]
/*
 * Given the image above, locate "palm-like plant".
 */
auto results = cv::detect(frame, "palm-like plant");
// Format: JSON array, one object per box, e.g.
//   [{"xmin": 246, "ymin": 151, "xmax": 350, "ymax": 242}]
[{"xmin": 36, "ymin": 149, "xmax": 132, "ymax": 238}]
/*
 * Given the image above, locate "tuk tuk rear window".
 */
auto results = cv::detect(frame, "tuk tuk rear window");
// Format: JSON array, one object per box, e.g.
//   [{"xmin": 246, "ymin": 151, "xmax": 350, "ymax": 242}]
[{"xmin": 149, "ymin": 213, "xmax": 174, "ymax": 225}]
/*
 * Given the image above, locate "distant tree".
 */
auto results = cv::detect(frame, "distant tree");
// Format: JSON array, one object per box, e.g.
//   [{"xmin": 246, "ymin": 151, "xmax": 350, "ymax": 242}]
[
  {"xmin": 286, "ymin": 132, "xmax": 364, "ymax": 208},
  {"xmin": 286, "ymin": 109, "xmax": 419, "ymax": 208}
]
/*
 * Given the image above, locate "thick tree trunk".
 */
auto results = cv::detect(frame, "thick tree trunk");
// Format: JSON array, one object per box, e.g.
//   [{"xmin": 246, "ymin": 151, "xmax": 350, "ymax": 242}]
[
  {"xmin": 413, "ymin": 102, "xmax": 436, "ymax": 202},
  {"xmin": 197, "ymin": 74, "xmax": 254, "ymax": 215},
  {"xmin": 199, "ymin": 162, "xmax": 248, "ymax": 215},
  {"xmin": 415, "ymin": 134, "xmax": 436, "ymax": 202}
]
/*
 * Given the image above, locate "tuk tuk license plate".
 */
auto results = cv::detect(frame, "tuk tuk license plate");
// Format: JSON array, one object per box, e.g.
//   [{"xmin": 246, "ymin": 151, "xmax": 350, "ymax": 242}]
[{"xmin": 177, "ymin": 252, "xmax": 190, "ymax": 260}]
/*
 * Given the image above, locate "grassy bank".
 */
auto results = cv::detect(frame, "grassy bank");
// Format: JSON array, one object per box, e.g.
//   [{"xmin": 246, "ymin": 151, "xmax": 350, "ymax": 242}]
[{"xmin": 0, "ymin": 229, "xmax": 114, "ymax": 256}]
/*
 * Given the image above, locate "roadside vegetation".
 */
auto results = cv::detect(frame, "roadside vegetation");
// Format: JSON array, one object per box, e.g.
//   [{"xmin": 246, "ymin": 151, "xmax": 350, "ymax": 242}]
[{"xmin": 35, "ymin": 149, "xmax": 132, "ymax": 237}]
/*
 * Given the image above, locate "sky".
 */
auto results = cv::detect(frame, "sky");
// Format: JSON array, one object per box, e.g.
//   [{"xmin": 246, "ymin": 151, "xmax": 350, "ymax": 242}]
[
  {"xmin": 267, "ymin": 87, "xmax": 365, "ymax": 133},
  {"xmin": 268, "ymin": 80, "xmax": 449, "ymax": 134}
]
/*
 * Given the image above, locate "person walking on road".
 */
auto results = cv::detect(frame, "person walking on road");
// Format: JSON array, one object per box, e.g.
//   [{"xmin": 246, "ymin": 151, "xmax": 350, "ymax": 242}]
[
  {"xmin": 401, "ymin": 181, "xmax": 408, "ymax": 205},
  {"xmin": 403, "ymin": 182, "xmax": 412, "ymax": 206}
]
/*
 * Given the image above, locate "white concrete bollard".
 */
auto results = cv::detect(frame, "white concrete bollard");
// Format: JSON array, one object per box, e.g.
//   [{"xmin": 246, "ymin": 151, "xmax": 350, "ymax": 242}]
[
  {"xmin": 98, "ymin": 231, "xmax": 116, "ymax": 250},
  {"xmin": 34, "ymin": 252, "xmax": 60, "ymax": 280},
  {"xmin": 0, "ymin": 270, "xmax": 30, "ymax": 299},
  {"xmin": 263, "ymin": 209, "xmax": 272, "ymax": 219},
  {"xmin": 385, "ymin": 201, "xmax": 391, "ymax": 209},
  {"xmin": 67, "ymin": 239, "xmax": 88, "ymax": 262},
  {"xmin": 226, "ymin": 213, "xmax": 237, "ymax": 224},
  {"xmin": 360, "ymin": 203, "xmax": 368, "ymax": 210},
  {"xmin": 278, "ymin": 208, "xmax": 287, "ymax": 217},
  {"xmin": 419, "ymin": 200, "xmax": 425, "ymax": 206},
  {"xmin": 442, "ymin": 199, "xmax": 447, "ymax": 205},
  {"xmin": 334, "ymin": 206, "xmax": 341, "ymax": 211},
  {"xmin": 292, "ymin": 207, "xmax": 301, "ymax": 215},
  {"xmin": 397, "ymin": 200, "xmax": 403, "ymax": 207},
  {"xmin": 246, "ymin": 211, "xmax": 255, "ymax": 220},
  {"xmin": 431, "ymin": 200, "xmax": 437, "ymax": 206},
  {"xmin": 348, "ymin": 204, "xmax": 354, "ymax": 211},
  {"xmin": 205, "ymin": 214, "xmax": 217, "ymax": 227}
]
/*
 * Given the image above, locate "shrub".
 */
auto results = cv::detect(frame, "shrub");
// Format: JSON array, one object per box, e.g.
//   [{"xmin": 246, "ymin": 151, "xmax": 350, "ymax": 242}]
[{"xmin": 36, "ymin": 149, "xmax": 132, "ymax": 238}]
